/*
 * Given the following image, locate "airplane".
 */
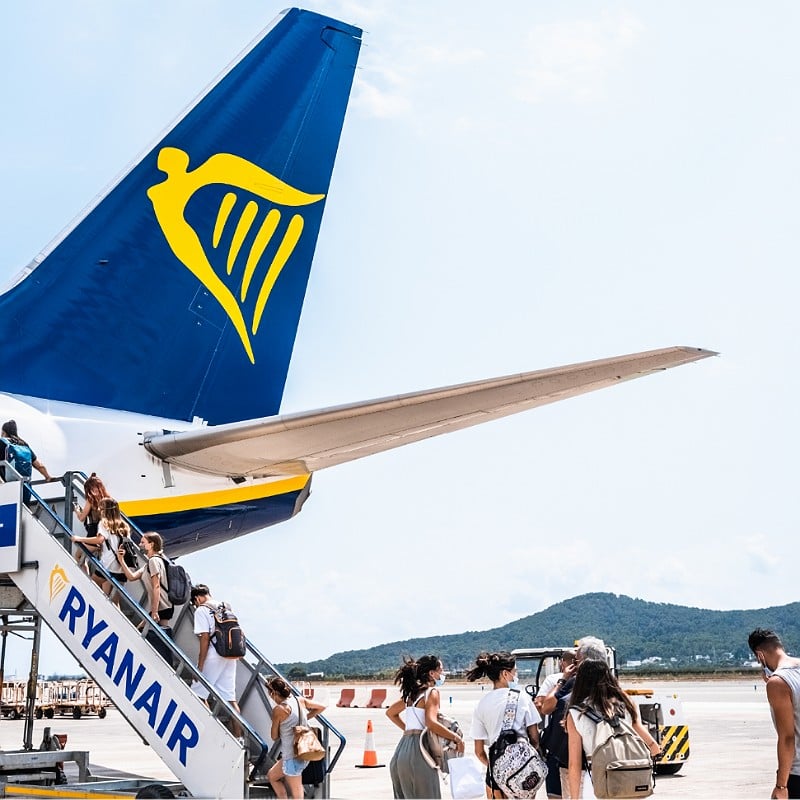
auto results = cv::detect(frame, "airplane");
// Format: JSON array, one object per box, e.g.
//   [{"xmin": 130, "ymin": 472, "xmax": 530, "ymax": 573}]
[{"xmin": 0, "ymin": 8, "xmax": 714, "ymax": 556}]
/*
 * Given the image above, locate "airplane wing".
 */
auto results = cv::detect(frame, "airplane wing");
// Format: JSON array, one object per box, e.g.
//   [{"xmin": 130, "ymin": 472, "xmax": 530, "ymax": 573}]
[{"xmin": 143, "ymin": 346, "xmax": 715, "ymax": 478}]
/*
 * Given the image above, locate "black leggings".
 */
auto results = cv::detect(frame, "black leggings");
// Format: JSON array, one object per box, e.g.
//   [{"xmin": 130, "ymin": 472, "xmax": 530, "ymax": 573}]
[{"xmin": 787, "ymin": 774, "xmax": 800, "ymax": 798}]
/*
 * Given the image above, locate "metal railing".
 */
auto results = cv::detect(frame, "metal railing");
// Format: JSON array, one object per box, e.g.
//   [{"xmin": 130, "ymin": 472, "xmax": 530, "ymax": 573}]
[{"xmin": 61, "ymin": 471, "xmax": 346, "ymax": 791}]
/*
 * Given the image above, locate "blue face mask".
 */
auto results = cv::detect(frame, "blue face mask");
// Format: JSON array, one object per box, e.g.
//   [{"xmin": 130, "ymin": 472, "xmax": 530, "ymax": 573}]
[
  {"xmin": 507, "ymin": 679, "xmax": 519, "ymax": 690},
  {"xmin": 435, "ymin": 676, "xmax": 446, "ymax": 687}
]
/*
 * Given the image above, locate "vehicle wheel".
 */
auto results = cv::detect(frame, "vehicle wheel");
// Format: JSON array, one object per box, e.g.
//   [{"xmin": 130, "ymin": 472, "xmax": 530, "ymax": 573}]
[
  {"xmin": 35, "ymin": 708, "xmax": 43, "ymax": 719},
  {"xmin": 44, "ymin": 708, "xmax": 54, "ymax": 719},
  {"xmin": 98, "ymin": 707, "xmax": 107, "ymax": 719},
  {"xmin": 72, "ymin": 707, "xmax": 82, "ymax": 719},
  {"xmin": 656, "ymin": 762, "xmax": 684, "ymax": 775},
  {"xmin": 135, "ymin": 784, "xmax": 175, "ymax": 798}
]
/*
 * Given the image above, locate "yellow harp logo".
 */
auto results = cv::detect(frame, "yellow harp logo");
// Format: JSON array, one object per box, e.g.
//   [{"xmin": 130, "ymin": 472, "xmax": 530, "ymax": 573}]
[
  {"xmin": 49, "ymin": 565, "xmax": 70, "ymax": 604},
  {"xmin": 147, "ymin": 147, "xmax": 325, "ymax": 364}
]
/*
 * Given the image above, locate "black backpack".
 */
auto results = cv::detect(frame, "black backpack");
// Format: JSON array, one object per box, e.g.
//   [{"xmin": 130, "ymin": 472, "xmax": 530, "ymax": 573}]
[
  {"xmin": 211, "ymin": 602, "xmax": 246, "ymax": 658},
  {"xmin": 119, "ymin": 538, "xmax": 138, "ymax": 569},
  {"xmin": 159, "ymin": 556, "xmax": 191, "ymax": 606}
]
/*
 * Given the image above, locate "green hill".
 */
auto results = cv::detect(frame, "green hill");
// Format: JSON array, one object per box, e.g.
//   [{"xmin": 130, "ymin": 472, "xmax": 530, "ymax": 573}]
[{"xmin": 278, "ymin": 592, "xmax": 800, "ymax": 677}]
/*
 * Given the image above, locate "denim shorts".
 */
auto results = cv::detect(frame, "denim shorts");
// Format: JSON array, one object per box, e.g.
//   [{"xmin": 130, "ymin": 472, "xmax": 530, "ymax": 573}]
[{"xmin": 283, "ymin": 756, "xmax": 306, "ymax": 777}]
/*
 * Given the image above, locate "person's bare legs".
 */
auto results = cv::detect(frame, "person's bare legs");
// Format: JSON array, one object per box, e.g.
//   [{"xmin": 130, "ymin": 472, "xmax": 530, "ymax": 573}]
[{"xmin": 268, "ymin": 760, "xmax": 288, "ymax": 798}]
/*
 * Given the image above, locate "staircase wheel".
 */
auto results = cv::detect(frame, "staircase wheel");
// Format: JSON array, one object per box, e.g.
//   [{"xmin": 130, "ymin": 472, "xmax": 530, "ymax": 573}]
[
  {"xmin": 72, "ymin": 707, "xmax": 82, "ymax": 719},
  {"xmin": 135, "ymin": 784, "xmax": 176, "ymax": 798}
]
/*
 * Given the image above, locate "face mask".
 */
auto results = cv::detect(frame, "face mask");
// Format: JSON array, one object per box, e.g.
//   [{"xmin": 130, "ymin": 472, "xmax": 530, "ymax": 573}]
[
  {"xmin": 435, "ymin": 676, "xmax": 446, "ymax": 687},
  {"xmin": 507, "ymin": 679, "xmax": 520, "ymax": 690}
]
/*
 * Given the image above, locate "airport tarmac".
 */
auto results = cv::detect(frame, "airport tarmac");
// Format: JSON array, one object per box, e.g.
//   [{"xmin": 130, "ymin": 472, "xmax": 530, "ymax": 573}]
[{"xmin": 0, "ymin": 677, "xmax": 780, "ymax": 797}]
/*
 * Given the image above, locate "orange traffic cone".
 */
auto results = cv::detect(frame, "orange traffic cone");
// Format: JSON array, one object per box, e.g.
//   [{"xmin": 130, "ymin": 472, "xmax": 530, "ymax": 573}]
[{"xmin": 355, "ymin": 719, "xmax": 386, "ymax": 768}]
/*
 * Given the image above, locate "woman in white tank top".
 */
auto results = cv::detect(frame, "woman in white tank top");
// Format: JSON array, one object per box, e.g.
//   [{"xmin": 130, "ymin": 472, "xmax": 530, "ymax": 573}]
[{"xmin": 386, "ymin": 655, "xmax": 465, "ymax": 798}]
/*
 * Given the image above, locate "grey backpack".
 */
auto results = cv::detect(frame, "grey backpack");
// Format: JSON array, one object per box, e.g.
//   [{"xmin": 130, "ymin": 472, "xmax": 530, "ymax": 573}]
[{"xmin": 579, "ymin": 706, "xmax": 654, "ymax": 799}]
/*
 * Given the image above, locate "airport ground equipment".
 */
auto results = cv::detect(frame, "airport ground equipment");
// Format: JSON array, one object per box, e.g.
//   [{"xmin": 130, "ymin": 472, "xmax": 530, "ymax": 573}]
[
  {"xmin": 0, "ymin": 472, "xmax": 345, "ymax": 797},
  {"xmin": 512, "ymin": 646, "xmax": 690, "ymax": 774}
]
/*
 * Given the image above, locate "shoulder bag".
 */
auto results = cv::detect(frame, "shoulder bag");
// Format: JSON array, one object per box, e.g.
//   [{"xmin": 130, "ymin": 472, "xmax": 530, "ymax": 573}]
[
  {"xmin": 416, "ymin": 687, "xmax": 463, "ymax": 774},
  {"xmin": 293, "ymin": 695, "xmax": 325, "ymax": 762}
]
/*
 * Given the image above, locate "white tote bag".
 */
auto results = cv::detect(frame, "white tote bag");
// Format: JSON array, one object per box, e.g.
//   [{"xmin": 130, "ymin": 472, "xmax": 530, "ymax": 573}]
[{"xmin": 449, "ymin": 756, "xmax": 485, "ymax": 799}]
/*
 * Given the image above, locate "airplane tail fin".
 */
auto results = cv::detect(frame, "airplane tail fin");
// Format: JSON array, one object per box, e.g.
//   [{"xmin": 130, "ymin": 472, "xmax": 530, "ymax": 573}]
[{"xmin": 0, "ymin": 9, "xmax": 361, "ymax": 424}]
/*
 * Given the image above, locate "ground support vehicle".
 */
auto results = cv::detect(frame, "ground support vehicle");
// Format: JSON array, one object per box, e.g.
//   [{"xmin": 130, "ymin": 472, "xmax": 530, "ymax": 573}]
[{"xmin": 512, "ymin": 646, "xmax": 690, "ymax": 774}]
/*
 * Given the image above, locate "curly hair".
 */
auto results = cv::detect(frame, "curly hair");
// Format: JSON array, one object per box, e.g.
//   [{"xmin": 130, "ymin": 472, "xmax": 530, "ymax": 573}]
[{"xmin": 393, "ymin": 655, "xmax": 441, "ymax": 704}]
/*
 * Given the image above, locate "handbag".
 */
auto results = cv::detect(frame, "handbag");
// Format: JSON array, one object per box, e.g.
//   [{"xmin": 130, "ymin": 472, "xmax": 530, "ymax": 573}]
[
  {"xmin": 489, "ymin": 689, "xmax": 548, "ymax": 799},
  {"xmin": 419, "ymin": 708, "xmax": 463, "ymax": 774},
  {"xmin": 292, "ymin": 696, "xmax": 326, "ymax": 762}
]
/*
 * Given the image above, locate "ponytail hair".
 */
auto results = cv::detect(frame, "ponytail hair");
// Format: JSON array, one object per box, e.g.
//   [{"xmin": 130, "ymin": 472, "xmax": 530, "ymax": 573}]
[
  {"xmin": 265, "ymin": 676, "xmax": 292, "ymax": 699},
  {"xmin": 465, "ymin": 651, "xmax": 516, "ymax": 683},
  {"xmin": 393, "ymin": 654, "xmax": 442, "ymax": 703}
]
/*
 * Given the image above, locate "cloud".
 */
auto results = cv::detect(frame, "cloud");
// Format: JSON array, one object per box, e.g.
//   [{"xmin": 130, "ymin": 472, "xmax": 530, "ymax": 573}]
[
  {"xmin": 352, "ymin": 73, "xmax": 413, "ymax": 118},
  {"xmin": 514, "ymin": 11, "xmax": 644, "ymax": 104},
  {"xmin": 740, "ymin": 533, "xmax": 781, "ymax": 576},
  {"xmin": 419, "ymin": 45, "xmax": 487, "ymax": 66}
]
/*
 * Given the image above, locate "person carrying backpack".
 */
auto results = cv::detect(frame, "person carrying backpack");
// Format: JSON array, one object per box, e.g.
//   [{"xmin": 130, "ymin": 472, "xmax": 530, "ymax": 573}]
[
  {"xmin": 189, "ymin": 584, "xmax": 242, "ymax": 737},
  {"xmin": 566, "ymin": 660, "xmax": 661, "ymax": 799},
  {"xmin": 116, "ymin": 531, "xmax": 174, "ymax": 626},
  {"xmin": 1, "ymin": 419, "xmax": 54, "ymax": 503}
]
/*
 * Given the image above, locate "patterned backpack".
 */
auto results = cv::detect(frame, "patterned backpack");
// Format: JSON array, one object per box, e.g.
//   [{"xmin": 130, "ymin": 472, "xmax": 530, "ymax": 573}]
[{"xmin": 489, "ymin": 689, "xmax": 548, "ymax": 798}]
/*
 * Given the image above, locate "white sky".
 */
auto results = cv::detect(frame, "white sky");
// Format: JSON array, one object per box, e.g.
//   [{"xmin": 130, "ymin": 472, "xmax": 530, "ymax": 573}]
[{"xmin": 1, "ymin": 1, "xmax": 799, "ymax": 676}]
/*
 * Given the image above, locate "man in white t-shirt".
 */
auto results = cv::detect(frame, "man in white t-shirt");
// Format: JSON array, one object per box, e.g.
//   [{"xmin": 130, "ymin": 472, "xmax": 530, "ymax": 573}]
[
  {"xmin": 190, "ymin": 583, "xmax": 241, "ymax": 736},
  {"xmin": 536, "ymin": 649, "xmax": 577, "ymax": 797},
  {"xmin": 535, "ymin": 649, "xmax": 577, "ymax": 716}
]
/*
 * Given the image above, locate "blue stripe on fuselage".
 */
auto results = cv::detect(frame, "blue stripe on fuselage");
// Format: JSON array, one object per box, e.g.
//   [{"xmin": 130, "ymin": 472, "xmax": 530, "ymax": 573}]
[{"xmin": 130, "ymin": 487, "xmax": 307, "ymax": 556}]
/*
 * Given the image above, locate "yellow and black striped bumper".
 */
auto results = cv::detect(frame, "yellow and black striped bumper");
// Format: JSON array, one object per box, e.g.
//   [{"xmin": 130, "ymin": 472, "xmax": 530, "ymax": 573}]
[{"xmin": 658, "ymin": 724, "xmax": 690, "ymax": 764}]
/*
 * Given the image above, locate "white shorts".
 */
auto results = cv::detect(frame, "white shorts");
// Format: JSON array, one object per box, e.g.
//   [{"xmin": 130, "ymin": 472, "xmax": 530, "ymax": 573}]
[{"xmin": 192, "ymin": 652, "xmax": 237, "ymax": 702}]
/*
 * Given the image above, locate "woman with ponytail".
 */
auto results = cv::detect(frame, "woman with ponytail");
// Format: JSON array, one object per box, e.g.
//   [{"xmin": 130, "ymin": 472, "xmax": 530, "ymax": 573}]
[
  {"xmin": 386, "ymin": 654, "xmax": 464, "ymax": 798},
  {"xmin": 467, "ymin": 651, "xmax": 541, "ymax": 798}
]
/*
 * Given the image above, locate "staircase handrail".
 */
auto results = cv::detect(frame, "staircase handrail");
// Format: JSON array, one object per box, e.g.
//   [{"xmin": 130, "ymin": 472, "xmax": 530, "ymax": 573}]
[
  {"xmin": 25, "ymin": 477, "xmax": 269, "ymax": 771},
  {"xmin": 65, "ymin": 471, "xmax": 346, "ymax": 776}
]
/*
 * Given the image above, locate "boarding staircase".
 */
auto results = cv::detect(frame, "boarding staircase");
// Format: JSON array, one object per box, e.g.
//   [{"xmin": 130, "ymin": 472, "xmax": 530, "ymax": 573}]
[{"xmin": 0, "ymin": 471, "xmax": 345, "ymax": 798}]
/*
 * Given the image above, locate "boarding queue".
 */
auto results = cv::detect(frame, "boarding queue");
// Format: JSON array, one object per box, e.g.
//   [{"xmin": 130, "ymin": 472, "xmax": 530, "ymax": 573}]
[{"xmin": 382, "ymin": 630, "xmax": 800, "ymax": 800}]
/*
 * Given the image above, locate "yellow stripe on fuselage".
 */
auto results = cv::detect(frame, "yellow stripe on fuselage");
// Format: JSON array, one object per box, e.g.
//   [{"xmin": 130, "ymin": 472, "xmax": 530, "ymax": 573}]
[{"xmin": 119, "ymin": 474, "xmax": 309, "ymax": 517}]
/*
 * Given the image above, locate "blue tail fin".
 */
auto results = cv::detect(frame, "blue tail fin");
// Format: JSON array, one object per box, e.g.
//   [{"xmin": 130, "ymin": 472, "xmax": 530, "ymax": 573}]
[{"xmin": 0, "ymin": 9, "xmax": 361, "ymax": 424}]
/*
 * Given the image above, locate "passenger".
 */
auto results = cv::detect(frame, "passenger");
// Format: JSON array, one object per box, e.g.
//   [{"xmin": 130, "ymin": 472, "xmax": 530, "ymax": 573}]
[
  {"xmin": 71, "ymin": 473, "xmax": 111, "ymax": 572},
  {"xmin": 543, "ymin": 637, "xmax": 609, "ymax": 799},
  {"xmin": 386, "ymin": 654, "xmax": 464, "ymax": 799},
  {"xmin": 0, "ymin": 419, "xmax": 54, "ymax": 503},
  {"xmin": 69, "ymin": 496, "xmax": 116, "ymax": 591},
  {"xmin": 116, "ymin": 531, "xmax": 173, "ymax": 629},
  {"xmin": 536, "ymin": 650, "xmax": 577, "ymax": 798},
  {"xmin": 466, "ymin": 651, "xmax": 540, "ymax": 799},
  {"xmin": 264, "ymin": 675, "xmax": 326, "ymax": 799},
  {"xmin": 566, "ymin": 659, "xmax": 660, "ymax": 799},
  {"xmin": 536, "ymin": 650, "xmax": 577, "ymax": 715},
  {"xmin": 189, "ymin": 584, "xmax": 242, "ymax": 735},
  {"xmin": 94, "ymin": 498, "xmax": 130, "ymax": 603},
  {"xmin": 748, "ymin": 627, "xmax": 800, "ymax": 798}
]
